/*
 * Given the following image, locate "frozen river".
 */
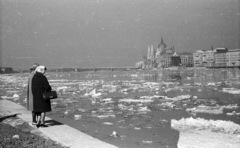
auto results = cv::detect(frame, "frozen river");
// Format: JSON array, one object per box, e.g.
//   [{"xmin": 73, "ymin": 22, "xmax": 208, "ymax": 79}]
[{"xmin": 1, "ymin": 68, "xmax": 240, "ymax": 148}]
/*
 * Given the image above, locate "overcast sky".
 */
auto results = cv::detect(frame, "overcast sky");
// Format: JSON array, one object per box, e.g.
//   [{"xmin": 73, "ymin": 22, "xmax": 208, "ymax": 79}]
[{"xmin": 1, "ymin": 0, "xmax": 239, "ymax": 69}]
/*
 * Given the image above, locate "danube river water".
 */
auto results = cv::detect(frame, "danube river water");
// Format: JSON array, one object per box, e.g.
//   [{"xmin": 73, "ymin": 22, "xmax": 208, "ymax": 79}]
[{"xmin": 1, "ymin": 68, "xmax": 240, "ymax": 148}]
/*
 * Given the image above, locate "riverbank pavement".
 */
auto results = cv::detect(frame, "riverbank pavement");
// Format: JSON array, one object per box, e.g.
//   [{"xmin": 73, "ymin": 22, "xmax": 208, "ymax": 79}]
[{"xmin": 0, "ymin": 100, "xmax": 118, "ymax": 148}]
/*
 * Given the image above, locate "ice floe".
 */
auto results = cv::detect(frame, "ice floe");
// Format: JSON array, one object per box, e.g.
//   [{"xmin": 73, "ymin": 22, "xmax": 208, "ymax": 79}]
[
  {"xmin": 119, "ymin": 98, "xmax": 154, "ymax": 103},
  {"xmin": 166, "ymin": 94, "xmax": 191, "ymax": 101},
  {"xmin": 109, "ymin": 131, "xmax": 119, "ymax": 138},
  {"xmin": 13, "ymin": 94, "xmax": 19, "ymax": 98},
  {"xmin": 223, "ymin": 104, "xmax": 239, "ymax": 110},
  {"xmin": 222, "ymin": 88, "xmax": 240, "ymax": 94},
  {"xmin": 74, "ymin": 114, "xmax": 82, "ymax": 120},
  {"xmin": 226, "ymin": 111, "xmax": 240, "ymax": 116},
  {"xmin": 172, "ymin": 117, "xmax": 240, "ymax": 148},
  {"xmin": 186, "ymin": 104, "xmax": 240, "ymax": 115},
  {"xmin": 186, "ymin": 105, "xmax": 224, "ymax": 115},
  {"xmin": 84, "ymin": 89, "xmax": 102, "ymax": 98},
  {"xmin": 171, "ymin": 117, "xmax": 240, "ymax": 134},
  {"xmin": 103, "ymin": 122, "xmax": 114, "ymax": 125},
  {"xmin": 94, "ymin": 114, "xmax": 116, "ymax": 119}
]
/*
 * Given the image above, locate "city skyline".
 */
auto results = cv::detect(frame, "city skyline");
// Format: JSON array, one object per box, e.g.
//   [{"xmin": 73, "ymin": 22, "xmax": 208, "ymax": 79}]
[{"xmin": 1, "ymin": 0, "xmax": 239, "ymax": 69}]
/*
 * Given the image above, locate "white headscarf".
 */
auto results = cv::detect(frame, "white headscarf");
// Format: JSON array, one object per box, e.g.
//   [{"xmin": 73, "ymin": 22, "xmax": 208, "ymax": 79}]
[{"xmin": 35, "ymin": 65, "xmax": 46, "ymax": 74}]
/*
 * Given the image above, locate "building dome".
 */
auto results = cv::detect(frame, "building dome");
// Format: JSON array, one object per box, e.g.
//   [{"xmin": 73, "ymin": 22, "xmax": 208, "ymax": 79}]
[{"xmin": 157, "ymin": 37, "xmax": 167, "ymax": 49}]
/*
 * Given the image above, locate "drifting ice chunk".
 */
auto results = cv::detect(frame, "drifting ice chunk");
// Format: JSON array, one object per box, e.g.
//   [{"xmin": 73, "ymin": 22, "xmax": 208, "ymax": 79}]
[
  {"xmin": 119, "ymin": 98, "xmax": 154, "ymax": 103},
  {"xmin": 186, "ymin": 105, "xmax": 224, "ymax": 115},
  {"xmin": 207, "ymin": 82, "xmax": 216, "ymax": 86},
  {"xmin": 142, "ymin": 140, "xmax": 152, "ymax": 144},
  {"xmin": 12, "ymin": 135, "xmax": 20, "ymax": 139},
  {"xmin": 171, "ymin": 117, "xmax": 240, "ymax": 134},
  {"xmin": 226, "ymin": 111, "xmax": 240, "ymax": 116},
  {"xmin": 89, "ymin": 89, "xmax": 97, "ymax": 95},
  {"xmin": 138, "ymin": 106, "xmax": 150, "ymax": 112},
  {"xmin": 193, "ymin": 96, "xmax": 198, "ymax": 99},
  {"xmin": 103, "ymin": 122, "xmax": 113, "ymax": 125},
  {"xmin": 13, "ymin": 94, "xmax": 19, "ymax": 98},
  {"xmin": 95, "ymin": 114, "xmax": 116, "ymax": 119},
  {"xmin": 166, "ymin": 95, "xmax": 191, "ymax": 101},
  {"xmin": 222, "ymin": 88, "xmax": 240, "ymax": 94},
  {"xmin": 84, "ymin": 89, "xmax": 102, "ymax": 98},
  {"xmin": 64, "ymin": 111, "xmax": 69, "ymax": 115},
  {"xmin": 172, "ymin": 117, "xmax": 240, "ymax": 148},
  {"xmin": 110, "ymin": 131, "xmax": 119, "ymax": 138},
  {"xmin": 92, "ymin": 93, "xmax": 101, "ymax": 98},
  {"xmin": 101, "ymin": 98, "xmax": 113, "ymax": 104},
  {"xmin": 134, "ymin": 127, "xmax": 141, "ymax": 130},
  {"xmin": 223, "ymin": 104, "xmax": 239, "ymax": 110},
  {"xmin": 1, "ymin": 96, "xmax": 13, "ymax": 99},
  {"xmin": 74, "ymin": 114, "xmax": 82, "ymax": 120}
]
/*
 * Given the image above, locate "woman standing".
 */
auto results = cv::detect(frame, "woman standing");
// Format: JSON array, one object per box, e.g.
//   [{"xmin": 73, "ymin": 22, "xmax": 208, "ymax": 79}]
[
  {"xmin": 32, "ymin": 65, "xmax": 52, "ymax": 127},
  {"xmin": 27, "ymin": 63, "xmax": 39, "ymax": 125}
]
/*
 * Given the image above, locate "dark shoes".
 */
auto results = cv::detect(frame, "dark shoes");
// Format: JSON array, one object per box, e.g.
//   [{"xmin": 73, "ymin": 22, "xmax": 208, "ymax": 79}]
[
  {"xmin": 39, "ymin": 123, "xmax": 48, "ymax": 127},
  {"xmin": 36, "ymin": 122, "xmax": 48, "ymax": 128}
]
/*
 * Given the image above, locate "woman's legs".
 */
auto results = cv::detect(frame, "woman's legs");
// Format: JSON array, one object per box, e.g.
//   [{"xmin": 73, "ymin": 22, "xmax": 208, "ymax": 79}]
[
  {"xmin": 40, "ymin": 112, "xmax": 46, "ymax": 124},
  {"xmin": 36, "ymin": 112, "xmax": 47, "ymax": 127},
  {"xmin": 32, "ymin": 111, "xmax": 37, "ymax": 124},
  {"xmin": 36, "ymin": 112, "xmax": 41, "ymax": 125}
]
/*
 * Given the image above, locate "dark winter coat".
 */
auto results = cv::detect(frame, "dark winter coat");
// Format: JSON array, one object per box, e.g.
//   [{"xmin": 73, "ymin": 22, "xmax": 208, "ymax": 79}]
[
  {"xmin": 27, "ymin": 72, "xmax": 34, "ymax": 111},
  {"xmin": 31, "ymin": 72, "xmax": 52, "ymax": 112}
]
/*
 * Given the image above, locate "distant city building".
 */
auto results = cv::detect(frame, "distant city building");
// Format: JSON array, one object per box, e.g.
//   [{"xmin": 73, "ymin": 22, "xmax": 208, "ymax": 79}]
[
  {"xmin": 135, "ymin": 61, "xmax": 144, "ymax": 69},
  {"xmin": 142, "ymin": 37, "xmax": 195, "ymax": 69},
  {"xmin": 156, "ymin": 37, "xmax": 167, "ymax": 59},
  {"xmin": 204, "ymin": 50, "xmax": 216, "ymax": 67},
  {"xmin": 0, "ymin": 67, "xmax": 14, "ymax": 73},
  {"xmin": 193, "ymin": 50, "xmax": 204, "ymax": 67},
  {"xmin": 146, "ymin": 45, "xmax": 156, "ymax": 68},
  {"xmin": 147, "ymin": 45, "xmax": 154, "ymax": 60},
  {"xmin": 141, "ymin": 39, "xmax": 240, "ymax": 69},
  {"xmin": 193, "ymin": 49, "xmax": 216, "ymax": 67},
  {"xmin": 171, "ymin": 52, "xmax": 181, "ymax": 66},
  {"xmin": 192, "ymin": 48, "xmax": 240, "ymax": 68},
  {"xmin": 179, "ymin": 52, "xmax": 193, "ymax": 67},
  {"xmin": 226, "ymin": 49, "xmax": 240, "ymax": 66},
  {"xmin": 156, "ymin": 38, "xmax": 175, "ymax": 68},
  {"xmin": 214, "ymin": 48, "xmax": 228, "ymax": 67}
]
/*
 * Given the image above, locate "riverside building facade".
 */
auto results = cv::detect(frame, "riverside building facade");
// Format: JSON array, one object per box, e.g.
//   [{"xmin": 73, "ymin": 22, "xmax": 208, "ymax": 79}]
[
  {"xmin": 137, "ymin": 42, "xmax": 240, "ymax": 69},
  {"xmin": 193, "ymin": 48, "xmax": 240, "ymax": 68},
  {"xmin": 214, "ymin": 48, "xmax": 228, "ymax": 67},
  {"xmin": 193, "ymin": 49, "xmax": 216, "ymax": 67},
  {"xmin": 226, "ymin": 49, "xmax": 240, "ymax": 66},
  {"xmin": 193, "ymin": 50, "xmax": 204, "ymax": 67},
  {"xmin": 179, "ymin": 52, "xmax": 193, "ymax": 67}
]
